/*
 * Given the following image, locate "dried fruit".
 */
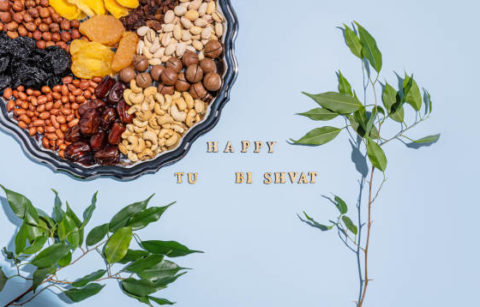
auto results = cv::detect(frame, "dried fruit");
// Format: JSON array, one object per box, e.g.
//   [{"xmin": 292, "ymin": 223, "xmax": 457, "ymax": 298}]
[
  {"xmin": 79, "ymin": 15, "xmax": 125, "ymax": 46},
  {"xmin": 116, "ymin": 0, "xmax": 138, "ymax": 9},
  {"xmin": 111, "ymin": 31, "xmax": 138, "ymax": 72},
  {"xmin": 70, "ymin": 40, "xmax": 114, "ymax": 79},
  {"xmin": 104, "ymin": 0, "xmax": 129, "ymax": 19},
  {"xmin": 67, "ymin": 0, "xmax": 94, "ymax": 16},
  {"xmin": 67, "ymin": 0, "xmax": 106, "ymax": 16},
  {"xmin": 49, "ymin": 0, "xmax": 87, "ymax": 20},
  {"xmin": 94, "ymin": 76, "xmax": 116, "ymax": 99}
]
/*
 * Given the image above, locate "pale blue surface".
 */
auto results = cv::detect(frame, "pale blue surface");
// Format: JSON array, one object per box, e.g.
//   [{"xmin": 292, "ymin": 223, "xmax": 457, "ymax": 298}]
[{"xmin": 1, "ymin": 0, "xmax": 479, "ymax": 306}]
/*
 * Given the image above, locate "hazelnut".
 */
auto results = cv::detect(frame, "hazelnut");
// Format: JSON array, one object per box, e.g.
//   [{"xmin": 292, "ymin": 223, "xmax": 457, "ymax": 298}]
[
  {"xmin": 12, "ymin": 0, "xmax": 23, "ymax": 12},
  {"xmin": 150, "ymin": 65, "xmax": 165, "ymax": 82},
  {"xmin": 23, "ymin": 14, "xmax": 33, "ymax": 23},
  {"xmin": 60, "ymin": 19, "xmax": 70, "ymax": 31},
  {"xmin": 161, "ymin": 68, "xmax": 178, "ymax": 86},
  {"xmin": 182, "ymin": 50, "xmax": 199, "ymax": 67},
  {"xmin": 203, "ymin": 72, "xmax": 222, "ymax": 91},
  {"xmin": 166, "ymin": 57, "xmax": 183, "ymax": 73},
  {"xmin": 60, "ymin": 31, "xmax": 71, "ymax": 42},
  {"xmin": 190, "ymin": 83, "xmax": 207, "ymax": 99},
  {"xmin": 0, "ymin": 0, "xmax": 11, "ymax": 12},
  {"xmin": 12, "ymin": 12, "xmax": 23, "ymax": 23},
  {"xmin": 28, "ymin": 8, "xmax": 39, "ymax": 18},
  {"xmin": 25, "ymin": 22, "xmax": 36, "ymax": 32},
  {"xmin": 120, "ymin": 67, "xmax": 136, "ymax": 83},
  {"xmin": 204, "ymin": 40, "xmax": 223, "ymax": 59},
  {"xmin": 186, "ymin": 64, "xmax": 204, "ymax": 83},
  {"xmin": 133, "ymin": 55, "xmax": 149, "ymax": 72},
  {"xmin": 49, "ymin": 23, "xmax": 60, "ymax": 32},
  {"xmin": 175, "ymin": 73, "xmax": 191, "ymax": 92},
  {"xmin": 7, "ymin": 31, "xmax": 18, "ymax": 39},
  {"xmin": 136, "ymin": 73, "xmax": 152, "ymax": 88},
  {"xmin": 71, "ymin": 29, "xmax": 80, "ymax": 39},
  {"xmin": 39, "ymin": 7, "xmax": 50, "ymax": 18},
  {"xmin": 42, "ymin": 31, "xmax": 51, "ymax": 41},
  {"xmin": 36, "ymin": 40, "xmax": 46, "ymax": 49},
  {"xmin": 200, "ymin": 58, "xmax": 217, "ymax": 74},
  {"xmin": 40, "ymin": 0, "xmax": 49, "ymax": 7},
  {"xmin": 45, "ymin": 41, "xmax": 55, "ymax": 48},
  {"xmin": 157, "ymin": 84, "xmax": 175, "ymax": 96},
  {"xmin": 6, "ymin": 22, "xmax": 18, "ymax": 32},
  {"xmin": 32, "ymin": 30, "xmax": 42, "ymax": 40},
  {"xmin": 38, "ymin": 23, "xmax": 48, "ymax": 32},
  {"xmin": 51, "ymin": 32, "xmax": 60, "ymax": 42},
  {"xmin": 18, "ymin": 25, "xmax": 28, "ymax": 36},
  {"xmin": 0, "ymin": 12, "xmax": 11, "ymax": 24},
  {"xmin": 71, "ymin": 20, "xmax": 80, "ymax": 29}
]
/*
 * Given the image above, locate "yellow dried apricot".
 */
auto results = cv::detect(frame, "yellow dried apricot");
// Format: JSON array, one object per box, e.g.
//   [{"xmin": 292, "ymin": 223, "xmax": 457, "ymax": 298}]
[
  {"xmin": 104, "ymin": 0, "xmax": 129, "ymax": 19},
  {"xmin": 116, "ymin": 0, "xmax": 139, "ymax": 9},
  {"xmin": 112, "ymin": 32, "xmax": 139, "ymax": 72},
  {"xmin": 79, "ymin": 15, "xmax": 125, "ymax": 46},
  {"xmin": 67, "ymin": 0, "xmax": 94, "ymax": 16},
  {"xmin": 49, "ymin": 0, "xmax": 86, "ymax": 20},
  {"xmin": 70, "ymin": 40, "xmax": 114, "ymax": 79}
]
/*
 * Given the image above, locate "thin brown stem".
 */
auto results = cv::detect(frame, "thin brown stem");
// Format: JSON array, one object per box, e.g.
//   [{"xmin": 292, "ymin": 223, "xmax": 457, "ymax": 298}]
[{"xmin": 4, "ymin": 285, "xmax": 34, "ymax": 307}]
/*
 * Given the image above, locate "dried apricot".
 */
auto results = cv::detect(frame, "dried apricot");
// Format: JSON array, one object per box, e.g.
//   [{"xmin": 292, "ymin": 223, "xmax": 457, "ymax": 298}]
[
  {"xmin": 116, "ymin": 0, "xmax": 139, "ymax": 9},
  {"xmin": 49, "ymin": 0, "xmax": 86, "ymax": 20},
  {"xmin": 79, "ymin": 15, "xmax": 125, "ymax": 46},
  {"xmin": 70, "ymin": 40, "xmax": 114, "ymax": 79},
  {"xmin": 112, "ymin": 32, "xmax": 139, "ymax": 72},
  {"xmin": 104, "ymin": 0, "xmax": 129, "ymax": 19}
]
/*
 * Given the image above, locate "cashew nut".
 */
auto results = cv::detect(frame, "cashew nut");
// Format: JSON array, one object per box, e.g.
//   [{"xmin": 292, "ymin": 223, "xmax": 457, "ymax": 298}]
[
  {"xmin": 165, "ymin": 133, "xmax": 180, "ymax": 147},
  {"xmin": 129, "ymin": 92, "xmax": 144, "ymax": 105},
  {"xmin": 130, "ymin": 80, "xmax": 143, "ymax": 94},
  {"xmin": 144, "ymin": 86, "xmax": 157, "ymax": 98},
  {"xmin": 170, "ymin": 104, "xmax": 187, "ymax": 122},
  {"xmin": 186, "ymin": 109, "xmax": 197, "ymax": 127}
]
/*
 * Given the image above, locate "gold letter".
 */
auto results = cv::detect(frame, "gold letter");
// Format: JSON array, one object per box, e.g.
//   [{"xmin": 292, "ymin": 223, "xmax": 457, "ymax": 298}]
[
  {"xmin": 298, "ymin": 172, "xmax": 309, "ymax": 184},
  {"xmin": 224, "ymin": 141, "xmax": 234, "ymax": 153},
  {"xmin": 309, "ymin": 172, "xmax": 318, "ymax": 184},
  {"xmin": 207, "ymin": 141, "xmax": 218, "ymax": 153},
  {"xmin": 246, "ymin": 172, "xmax": 253, "ymax": 184},
  {"xmin": 274, "ymin": 172, "xmax": 286, "ymax": 184},
  {"xmin": 188, "ymin": 173, "xmax": 198, "ymax": 184},
  {"xmin": 263, "ymin": 172, "xmax": 272, "ymax": 185},
  {"xmin": 174, "ymin": 172, "xmax": 184, "ymax": 184},
  {"xmin": 288, "ymin": 172, "xmax": 299, "ymax": 183},
  {"xmin": 235, "ymin": 172, "xmax": 244, "ymax": 184},
  {"xmin": 254, "ymin": 141, "xmax": 263, "ymax": 153},
  {"xmin": 241, "ymin": 141, "xmax": 250, "ymax": 153},
  {"xmin": 266, "ymin": 141, "xmax": 277, "ymax": 153}
]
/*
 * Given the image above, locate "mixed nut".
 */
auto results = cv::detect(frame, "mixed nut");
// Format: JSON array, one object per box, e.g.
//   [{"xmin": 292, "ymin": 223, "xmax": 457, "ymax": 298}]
[{"xmin": 1, "ymin": 0, "xmax": 227, "ymax": 167}]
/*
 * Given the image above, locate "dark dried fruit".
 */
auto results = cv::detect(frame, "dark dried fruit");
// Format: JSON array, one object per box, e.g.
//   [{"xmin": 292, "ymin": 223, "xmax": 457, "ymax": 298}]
[
  {"xmin": 117, "ymin": 100, "xmax": 134, "ymax": 124},
  {"xmin": 108, "ymin": 122, "xmax": 125, "ymax": 145},
  {"xmin": 65, "ymin": 141, "xmax": 91, "ymax": 162},
  {"xmin": 107, "ymin": 81, "xmax": 127, "ymax": 104},
  {"xmin": 100, "ymin": 107, "xmax": 117, "ymax": 130},
  {"xmin": 78, "ymin": 99, "xmax": 106, "ymax": 116},
  {"xmin": 121, "ymin": 0, "xmax": 179, "ymax": 31},
  {"xmin": 94, "ymin": 76, "xmax": 116, "ymax": 99},
  {"xmin": 90, "ymin": 132, "xmax": 107, "ymax": 151},
  {"xmin": 65, "ymin": 125, "xmax": 82, "ymax": 143},
  {"xmin": 94, "ymin": 145, "xmax": 120, "ymax": 165},
  {"xmin": 79, "ymin": 108, "xmax": 100, "ymax": 136}
]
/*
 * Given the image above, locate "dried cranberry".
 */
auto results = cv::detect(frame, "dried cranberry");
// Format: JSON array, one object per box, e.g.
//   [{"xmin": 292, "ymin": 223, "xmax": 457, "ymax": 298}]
[
  {"xmin": 94, "ymin": 145, "xmax": 120, "ymax": 165},
  {"xmin": 65, "ymin": 126, "xmax": 81, "ymax": 142},
  {"xmin": 94, "ymin": 76, "xmax": 116, "ymax": 99},
  {"xmin": 117, "ymin": 100, "xmax": 134, "ymax": 124},
  {"xmin": 108, "ymin": 122, "xmax": 126, "ymax": 145},
  {"xmin": 79, "ymin": 109, "xmax": 100, "ymax": 136},
  {"xmin": 65, "ymin": 142, "xmax": 91, "ymax": 162},
  {"xmin": 100, "ymin": 107, "xmax": 117, "ymax": 130},
  {"xmin": 78, "ymin": 99, "xmax": 106, "ymax": 116},
  {"xmin": 107, "ymin": 82, "xmax": 127, "ymax": 105},
  {"xmin": 90, "ymin": 132, "xmax": 107, "ymax": 152}
]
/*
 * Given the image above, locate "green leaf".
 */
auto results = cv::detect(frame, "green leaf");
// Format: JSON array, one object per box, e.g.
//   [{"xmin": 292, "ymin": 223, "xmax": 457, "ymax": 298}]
[
  {"xmin": 86, "ymin": 223, "xmax": 109, "ymax": 246},
  {"xmin": 23, "ymin": 236, "xmax": 48, "ymax": 255},
  {"xmin": 337, "ymin": 70, "xmax": 353, "ymax": 96},
  {"xmin": 342, "ymin": 216, "xmax": 358, "ymax": 235},
  {"xmin": 300, "ymin": 212, "xmax": 332, "ymax": 231},
  {"xmin": 15, "ymin": 224, "xmax": 28, "ymax": 254},
  {"xmin": 72, "ymin": 269, "xmax": 107, "ymax": 288},
  {"xmin": 52, "ymin": 189, "xmax": 65, "ymax": 223},
  {"xmin": 366, "ymin": 139, "xmax": 387, "ymax": 171},
  {"xmin": 303, "ymin": 92, "xmax": 362, "ymax": 114},
  {"xmin": 334, "ymin": 196, "xmax": 348, "ymax": 214},
  {"xmin": 119, "ymin": 249, "xmax": 150, "ymax": 264},
  {"xmin": 403, "ymin": 75, "xmax": 422, "ymax": 111},
  {"xmin": 105, "ymin": 227, "xmax": 132, "ymax": 264},
  {"xmin": 64, "ymin": 283, "xmax": 105, "ymax": 302},
  {"xmin": 82, "ymin": 192, "xmax": 98, "ymax": 229},
  {"xmin": 141, "ymin": 241, "xmax": 202, "ymax": 258},
  {"xmin": 291, "ymin": 127, "xmax": 342, "ymax": 146},
  {"xmin": 33, "ymin": 265, "xmax": 56, "ymax": 291},
  {"xmin": 124, "ymin": 255, "xmax": 165, "ymax": 274},
  {"xmin": 0, "ymin": 267, "xmax": 7, "ymax": 291},
  {"xmin": 153, "ymin": 272, "xmax": 186, "ymax": 288},
  {"xmin": 366, "ymin": 107, "xmax": 378, "ymax": 134},
  {"xmin": 58, "ymin": 251, "xmax": 72, "ymax": 267},
  {"xmin": 297, "ymin": 108, "xmax": 338, "ymax": 121},
  {"xmin": 31, "ymin": 243, "xmax": 70, "ymax": 268},
  {"xmin": 137, "ymin": 260, "xmax": 184, "ymax": 282},
  {"xmin": 0, "ymin": 186, "xmax": 39, "ymax": 225},
  {"xmin": 348, "ymin": 115, "xmax": 380, "ymax": 140},
  {"xmin": 342, "ymin": 24, "xmax": 362, "ymax": 58},
  {"xmin": 355, "ymin": 22, "xmax": 382, "ymax": 73},
  {"xmin": 121, "ymin": 284, "xmax": 153, "ymax": 306},
  {"xmin": 122, "ymin": 278, "xmax": 159, "ymax": 297},
  {"xmin": 149, "ymin": 297, "xmax": 175, "ymax": 305},
  {"xmin": 412, "ymin": 134, "xmax": 441, "ymax": 144},
  {"xmin": 109, "ymin": 195, "xmax": 153, "ymax": 232},
  {"xmin": 128, "ymin": 205, "xmax": 173, "ymax": 231},
  {"xmin": 382, "ymin": 83, "xmax": 404, "ymax": 122},
  {"xmin": 353, "ymin": 107, "xmax": 368, "ymax": 132},
  {"xmin": 423, "ymin": 89, "xmax": 432, "ymax": 115},
  {"xmin": 58, "ymin": 215, "xmax": 78, "ymax": 248},
  {"xmin": 66, "ymin": 202, "xmax": 84, "ymax": 247}
]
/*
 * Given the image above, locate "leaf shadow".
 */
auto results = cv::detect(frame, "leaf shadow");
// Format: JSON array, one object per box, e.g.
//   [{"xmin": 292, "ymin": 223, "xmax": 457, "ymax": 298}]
[
  {"xmin": 405, "ymin": 137, "xmax": 440, "ymax": 149},
  {"xmin": 350, "ymin": 137, "xmax": 368, "ymax": 178}
]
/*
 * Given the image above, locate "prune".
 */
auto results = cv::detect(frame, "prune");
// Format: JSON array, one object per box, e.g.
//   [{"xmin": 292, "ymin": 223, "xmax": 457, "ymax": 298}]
[
  {"xmin": 94, "ymin": 76, "xmax": 116, "ymax": 99},
  {"xmin": 78, "ymin": 99, "xmax": 106, "ymax": 116},
  {"xmin": 65, "ymin": 126, "xmax": 82, "ymax": 142},
  {"xmin": 0, "ymin": 75, "xmax": 12, "ymax": 91},
  {"xmin": 94, "ymin": 145, "xmax": 120, "ymax": 165},
  {"xmin": 108, "ymin": 122, "xmax": 125, "ymax": 145},
  {"xmin": 90, "ymin": 132, "xmax": 107, "ymax": 151},
  {"xmin": 100, "ymin": 107, "xmax": 117, "ymax": 130},
  {"xmin": 0, "ymin": 57, "xmax": 10, "ymax": 73},
  {"xmin": 43, "ymin": 46, "xmax": 71, "ymax": 75},
  {"xmin": 65, "ymin": 142, "xmax": 91, "ymax": 162},
  {"xmin": 79, "ymin": 109, "xmax": 100, "ymax": 136},
  {"xmin": 107, "ymin": 82, "xmax": 127, "ymax": 104},
  {"xmin": 117, "ymin": 100, "xmax": 133, "ymax": 124}
]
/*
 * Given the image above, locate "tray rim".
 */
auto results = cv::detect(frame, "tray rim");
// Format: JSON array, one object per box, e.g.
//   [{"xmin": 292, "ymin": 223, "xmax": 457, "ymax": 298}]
[{"xmin": 0, "ymin": 0, "xmax": 239, "ymax": 181}]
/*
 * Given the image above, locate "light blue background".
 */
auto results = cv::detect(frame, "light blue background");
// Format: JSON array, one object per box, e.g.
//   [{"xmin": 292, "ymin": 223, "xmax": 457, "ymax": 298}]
[{"xmin": 1, "ymin": 0, "xmax": 479, "ymax": 306}]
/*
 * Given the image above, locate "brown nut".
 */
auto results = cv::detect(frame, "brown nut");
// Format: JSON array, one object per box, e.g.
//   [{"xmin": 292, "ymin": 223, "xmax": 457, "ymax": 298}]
[
  {"xmin": 157, "ymin": 84, "xmax": 175, "ymax": 96},
  {"xmin": 60, "ymin": 19, "xmax": 70, "ymax": 31},
  {"xmin": 0, "ymin": 0, "xmax": 11, "ymax": 11},
  {"xmin": 60, "ymin": 31, "xmax": 71, "ymax": 42},
  {"xmin": 186, "ymin": 64, "xmax": 204, "ymax": 83},
  {"xmin": 166, "ymin": 57, "xmax": 183, "ymax": 73},
  {"xmin": 182, "ymin": 50, "xmax": 199, "ymax": 67},
  {"xmin": 136, "ymin": 72, "xmax": 153, "ymax": 88},
  {"xmin": 161, "ymin": 68, "xmax": 178, "ymax": 86},
  {"xmin": 0, "ymin": 12, "xmax": 11, "ymax": 23},
  {"xmin": 120, "ymin": 67, "xmax": 136, "ymax": 83},
  {"xmin": 190, "ymin": 82, "xmax": 207, "ymax": 99},
  {"xmin": 175, "ymin": 73, "xmax": 191, "ymax": 92},
  {"xmin": 133, "ymin": 55, "xmax": 149, "ymax": 72},
  {"xmin": 49, "ymin": 23, "xmax": 60, "ymax": 33},
  {"xmin": 203, "ymin": 72, "xmax": 222, "ymax": 91},
  {"xmin": 150, "ymin": 65, "xmax": 165, "ymax": 82},
  {"xmin": 204, "ymin": 40, "xmax": 223, "ymax": 59},
  {"xmin": 200, "ymin": 58, "xmax": 217, "ymax": 74}
]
